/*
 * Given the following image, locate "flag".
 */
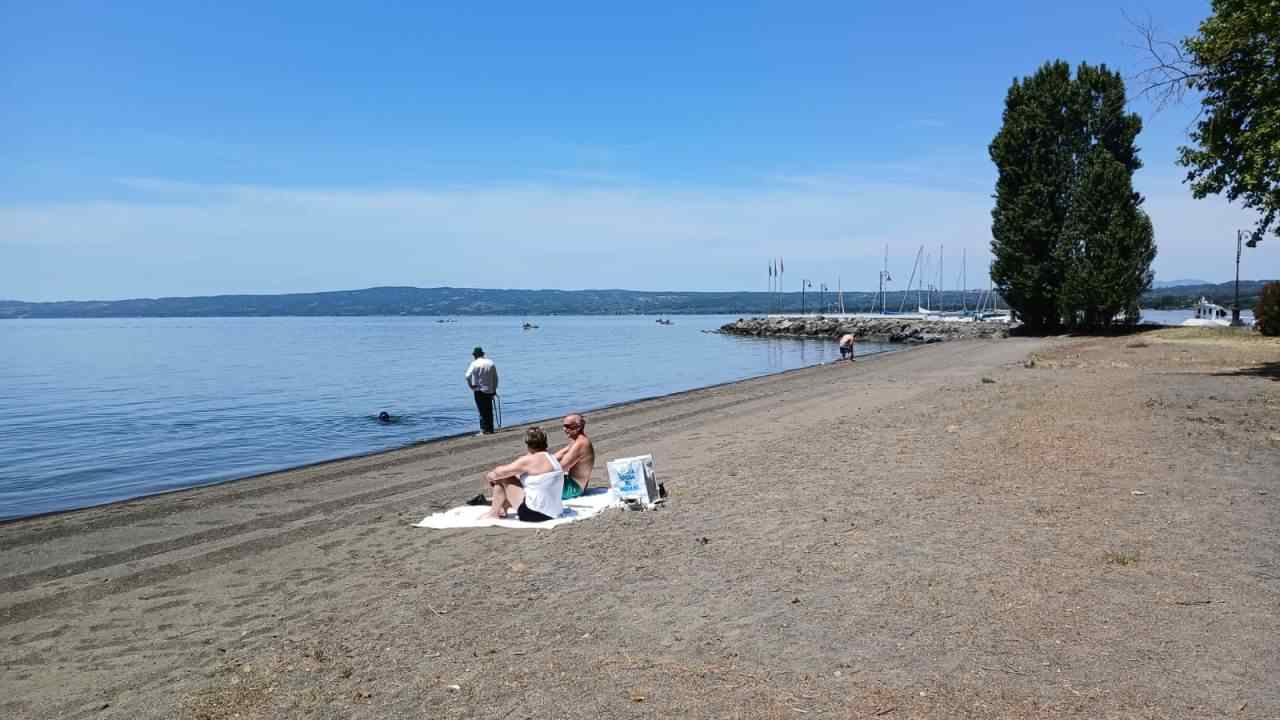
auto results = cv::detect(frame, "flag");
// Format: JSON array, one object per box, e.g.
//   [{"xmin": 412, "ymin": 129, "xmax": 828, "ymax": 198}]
[
  {"xmin": 780, "ymin": 257, "xmax": 784, "ymax": 274},
  {"xmin": 769, "ymin": 260, "xmax": 774, "ymax": 278}
]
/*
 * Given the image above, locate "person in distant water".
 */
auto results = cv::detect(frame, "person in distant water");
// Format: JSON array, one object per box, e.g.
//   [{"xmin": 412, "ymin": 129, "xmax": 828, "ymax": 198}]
[
  {"xmin": 378, "ymin": 411, "xmax": 392, "ymax": 423},
  {"xmin": 464, "ymin": 346, "xmax": 499, "ymax": 435},
  {"xmin": 554, "ymin": 413, "xmax": 595, "ymax": 500},
  {"xmin": 839, "ymin": 334, "xmax": 855, "ymax": 362},
  {"xmin": 479, "ymin": 427, "xmax": 564, "ymax": 522}
]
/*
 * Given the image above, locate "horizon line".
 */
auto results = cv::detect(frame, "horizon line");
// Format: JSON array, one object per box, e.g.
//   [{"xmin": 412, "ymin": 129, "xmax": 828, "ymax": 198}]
[{"xmin": 3, "ymin": 280, "xmax": 1274, "ymax": 306}]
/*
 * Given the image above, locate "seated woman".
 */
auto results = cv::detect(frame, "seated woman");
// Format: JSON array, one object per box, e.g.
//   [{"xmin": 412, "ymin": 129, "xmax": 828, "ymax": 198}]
[{"xmin": 480, "ymin": 427, "xmax": 564, "ymax": 522}]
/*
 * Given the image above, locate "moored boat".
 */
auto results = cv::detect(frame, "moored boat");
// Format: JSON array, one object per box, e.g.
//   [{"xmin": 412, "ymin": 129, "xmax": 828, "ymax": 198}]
[{"xmin": 1181, "ymin": 297, "xmax": 1232, "ymax": 327}]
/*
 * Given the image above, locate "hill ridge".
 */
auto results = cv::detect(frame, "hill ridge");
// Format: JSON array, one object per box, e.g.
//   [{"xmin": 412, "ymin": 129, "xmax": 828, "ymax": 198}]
[{"xmin": 1, "ymin": 281, "xmax": 1272, "ymax": 318}]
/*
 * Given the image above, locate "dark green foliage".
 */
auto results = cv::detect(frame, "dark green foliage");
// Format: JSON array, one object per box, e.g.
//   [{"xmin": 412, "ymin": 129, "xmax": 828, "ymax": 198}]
[
  {"xmin": 989, "ymin": 61, "xmax": 1154, "ymax": 331},
  {"xmin": 1256, "ymin": 282, "xmax": 1280, "ymax": 336},
  {"xmin": 1057, "ymin": 149, "xmax": 1157, "ymax": 327},
  {"xmin": 1179, "ymin": 0, "xmax": 1280, "ymax": 242}
]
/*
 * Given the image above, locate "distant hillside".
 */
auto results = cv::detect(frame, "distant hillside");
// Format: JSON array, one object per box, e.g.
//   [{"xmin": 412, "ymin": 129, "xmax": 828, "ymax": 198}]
[
  {"xmin": 1152, "ymin": 278, "xmax": 1211, "ymax": 289},
  {"xmin": 0, "ymin": 286, "xmax": 997, "ymax": 318},
  {"xmin": 1140, "ymin": 280, "xmax": 1272, "ymax": 310},
  {"xmin": 0, "ymin": 281, "xmax": 1272, "ymax": 318}
]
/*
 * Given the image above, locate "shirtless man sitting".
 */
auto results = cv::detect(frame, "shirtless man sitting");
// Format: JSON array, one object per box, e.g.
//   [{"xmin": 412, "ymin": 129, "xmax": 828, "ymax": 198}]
[
  {"xmin": 554, "ymin": 413, "xmax": 595, "ymax": 500},
  {"xmin": 479, "ymin": 427, "xmax": 564, "ymax": 522}
]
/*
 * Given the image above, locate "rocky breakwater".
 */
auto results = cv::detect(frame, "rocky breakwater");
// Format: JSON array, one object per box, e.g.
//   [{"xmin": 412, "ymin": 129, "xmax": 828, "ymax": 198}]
[{"xmin": 719, "ymin": 316, "xmax": 1012, "ymax": 344}]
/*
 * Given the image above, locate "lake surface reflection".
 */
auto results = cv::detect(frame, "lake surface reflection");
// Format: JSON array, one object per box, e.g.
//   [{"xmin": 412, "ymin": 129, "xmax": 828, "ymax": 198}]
[{"xmin": 0, "ymin": 315, "xmax": 896, "ymax": 519}]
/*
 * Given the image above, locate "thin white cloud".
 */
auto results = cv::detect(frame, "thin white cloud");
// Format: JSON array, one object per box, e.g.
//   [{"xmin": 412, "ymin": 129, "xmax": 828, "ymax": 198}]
[{"xmin": 0, "ymin": 171, "xmax": 1273, "ymax": 302}]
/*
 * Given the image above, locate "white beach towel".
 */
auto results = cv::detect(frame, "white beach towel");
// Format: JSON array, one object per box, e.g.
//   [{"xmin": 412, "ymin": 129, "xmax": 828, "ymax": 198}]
[{"xmin": 413, "ymin": 488, "xmax": 622, "ymax": 530}]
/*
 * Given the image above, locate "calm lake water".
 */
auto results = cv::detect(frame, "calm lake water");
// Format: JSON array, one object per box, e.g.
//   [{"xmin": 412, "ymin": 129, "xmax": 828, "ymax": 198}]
[
  {"xmin": 1140, "ymin": 308, "xmax": 1255, "ymax": 325},
  {"xmin": 0, "ymin": 316, "xmax": 895, "ymax": 520}
]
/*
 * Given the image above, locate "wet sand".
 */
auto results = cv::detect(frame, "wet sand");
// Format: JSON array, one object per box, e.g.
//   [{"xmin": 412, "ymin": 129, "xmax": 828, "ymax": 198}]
[{"xmin": 2, "ymin": 331, "xmax": 1278, "ymax": 719}]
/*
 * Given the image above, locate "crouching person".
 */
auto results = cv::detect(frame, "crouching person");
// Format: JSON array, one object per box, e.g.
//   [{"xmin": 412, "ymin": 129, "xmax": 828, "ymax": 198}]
[{"xmin": 481, "ymin": 427, "xmax": 564, "ymax": 522}]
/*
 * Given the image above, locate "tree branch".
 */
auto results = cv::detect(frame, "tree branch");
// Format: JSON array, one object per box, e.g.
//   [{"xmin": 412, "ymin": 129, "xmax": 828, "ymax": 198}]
[{"xmin": 1123, "ymin": 10, "xmax": 1204, "ymax": 111}]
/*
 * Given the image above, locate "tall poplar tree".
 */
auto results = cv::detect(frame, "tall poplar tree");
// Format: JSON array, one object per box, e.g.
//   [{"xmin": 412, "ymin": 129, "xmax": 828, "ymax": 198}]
[
  {"xmin": 1056, "ymin": 148, "xmax": 1157, "ymax": 327},
  {"xmin": 989, "ymin": 61, "xmax": 1153, "ymax": 331}
]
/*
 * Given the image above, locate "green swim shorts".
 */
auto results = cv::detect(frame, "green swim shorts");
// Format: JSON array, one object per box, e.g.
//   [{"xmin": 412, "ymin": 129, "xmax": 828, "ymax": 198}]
[{"xmin": 561, "ymin": 477, "xmax": 584, "ymax": 500}]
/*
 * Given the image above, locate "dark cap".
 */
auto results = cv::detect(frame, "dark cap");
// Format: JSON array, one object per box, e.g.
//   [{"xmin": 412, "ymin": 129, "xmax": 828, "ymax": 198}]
[{"xmin": 472, "ymin": 346, "xmax": 484, "ymax": 357}]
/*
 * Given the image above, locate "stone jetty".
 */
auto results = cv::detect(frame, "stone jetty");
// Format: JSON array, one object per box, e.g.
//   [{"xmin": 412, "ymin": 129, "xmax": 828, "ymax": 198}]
[{"xmin": 719, "ymin": 315, "xmax": 1012, "ymax": 343}]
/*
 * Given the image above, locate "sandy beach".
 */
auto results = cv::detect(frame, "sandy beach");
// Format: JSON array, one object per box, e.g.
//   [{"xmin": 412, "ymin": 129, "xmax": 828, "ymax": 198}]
[{"xmin": 3, "ymin": 330, "xmax": 1278, "ymax": 719}]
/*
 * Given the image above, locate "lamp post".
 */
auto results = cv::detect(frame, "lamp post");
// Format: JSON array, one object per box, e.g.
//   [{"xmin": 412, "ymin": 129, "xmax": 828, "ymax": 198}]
[
  {"xmin": 801, "ymin": 280, "xmax": 813, "ymax": 315},
  {"xmin": 878, "ymin": 268, "xmax": 892, "ymax": 314},
  {"xmin": 1233, "ymin": 229, "xmax": 1263, "ymax": 326}
]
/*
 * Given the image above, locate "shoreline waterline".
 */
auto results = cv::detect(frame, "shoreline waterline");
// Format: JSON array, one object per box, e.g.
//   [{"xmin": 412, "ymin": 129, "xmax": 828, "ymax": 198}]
[{"xmin": 0, "ymin": 339, "xmax": 909, "ymax": 524}]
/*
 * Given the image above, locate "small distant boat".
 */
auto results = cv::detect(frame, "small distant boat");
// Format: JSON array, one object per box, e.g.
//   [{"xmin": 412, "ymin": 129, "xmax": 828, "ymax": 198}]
[
  {"xmin": 656, "ymin": 318, "xmax": 674, "ymax": 326},
  {"xmin": 975, "ymin": 311, "xmax": 1013, "ymax": 323},
  {"xmin": 1181, "ymin": 297, "xmax": 1232, "ymax": 327},
  {"xmin": 522, "ymin": 322, "xmax": 539, "ymax": 330}
]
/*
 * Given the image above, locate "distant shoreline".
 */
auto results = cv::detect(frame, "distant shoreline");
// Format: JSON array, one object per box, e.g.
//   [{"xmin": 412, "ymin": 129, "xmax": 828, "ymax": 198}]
[{"xmin": 2, "ymin": 281, "xmax": 1270, "ymax": 319}]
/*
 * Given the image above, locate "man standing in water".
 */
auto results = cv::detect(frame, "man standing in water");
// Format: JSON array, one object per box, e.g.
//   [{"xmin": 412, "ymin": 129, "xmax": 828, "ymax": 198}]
[
  {"xmin": 554, "ymin": 413, "xmax": 595, "ymax": 499},
  {"xmin": 839, "ymin": 334, "xmax": 856, "ymax": 362},
  {"xmin": 464, "ymin": 347, "xmax": 499, "ymax": 435}
]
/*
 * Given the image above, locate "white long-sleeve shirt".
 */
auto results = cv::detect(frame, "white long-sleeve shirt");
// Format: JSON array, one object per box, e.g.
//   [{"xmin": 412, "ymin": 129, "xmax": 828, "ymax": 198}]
[{"xmin": 465, "ymin": 357, "xmax": 498, "ymax": 394}]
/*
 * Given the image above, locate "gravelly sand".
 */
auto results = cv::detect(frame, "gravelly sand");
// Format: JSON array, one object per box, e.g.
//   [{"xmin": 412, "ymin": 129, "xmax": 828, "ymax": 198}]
[{"xmin": 2, "ymin": 331, "xmax": 1277, "ymax": 719}]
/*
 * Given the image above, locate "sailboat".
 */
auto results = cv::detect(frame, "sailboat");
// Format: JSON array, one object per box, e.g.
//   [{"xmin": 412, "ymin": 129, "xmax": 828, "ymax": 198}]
[{"xmin": 974, "ymin": 267, "xmax": 1012, "ymax": 322}]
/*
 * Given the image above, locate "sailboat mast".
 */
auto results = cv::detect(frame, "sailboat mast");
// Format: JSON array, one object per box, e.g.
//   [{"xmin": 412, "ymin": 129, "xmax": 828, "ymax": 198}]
[
  {"xmin": 882, "ymin": 244, "xmax": 889, "ymax": 314},
  {"xmin": 877, "ymin": 268, "xmax": 883, "ymax": 314},
  {"xmin": 989, "ymin": 264, "xmax": 995, "ymax": 312},
  {"xmin": 918, "ymin": 251, "xmax": 925, "ymax": 312},
  {"xmin": 940, "ymin": 244, "xmax": 944, "ymax": 312}
]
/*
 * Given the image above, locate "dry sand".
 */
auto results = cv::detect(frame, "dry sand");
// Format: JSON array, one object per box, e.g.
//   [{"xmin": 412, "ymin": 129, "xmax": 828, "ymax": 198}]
[{"xmin": 2, "ymin": 330, "xmax": 1278, "ymax": 719}]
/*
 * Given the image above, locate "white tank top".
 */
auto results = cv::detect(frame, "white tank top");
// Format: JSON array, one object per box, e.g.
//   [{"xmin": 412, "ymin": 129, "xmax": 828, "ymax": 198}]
[{"xmin": 521, "ymin": 452, "xmax": 564, "ymax": 518}]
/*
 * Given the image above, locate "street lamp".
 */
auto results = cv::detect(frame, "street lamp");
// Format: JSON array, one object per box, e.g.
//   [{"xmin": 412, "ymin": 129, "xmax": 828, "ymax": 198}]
[
  {"xmin": 1233, "ymin": 229, "xmax": 1263, "ymax": 326},
  {"xmin": 801, "ymin": 280, "xmax": 813, "ymax": 315}
]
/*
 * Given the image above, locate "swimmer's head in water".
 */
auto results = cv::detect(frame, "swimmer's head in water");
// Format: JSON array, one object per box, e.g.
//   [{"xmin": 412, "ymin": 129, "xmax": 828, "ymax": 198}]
[{"xmin": 378, "ymin": 411, "xmax": 391, "ymax": 422}]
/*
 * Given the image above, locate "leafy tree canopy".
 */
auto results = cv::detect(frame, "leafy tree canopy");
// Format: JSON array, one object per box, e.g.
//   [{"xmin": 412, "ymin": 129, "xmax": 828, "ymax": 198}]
[
  {"xmin": 989, "ymin": 61, "xmax": 1155, "ymax": 332},
  {"xmin": 1138, "ymin": 1, "xmax": 1279, "ymax": 242},
  {"xmin": 1181, "ymin": 0, "xmax": 1279, "ymax": 242},
  {"xmin": 1255, "ymin": 281, "xmax": 1280, "ymax": 335}
]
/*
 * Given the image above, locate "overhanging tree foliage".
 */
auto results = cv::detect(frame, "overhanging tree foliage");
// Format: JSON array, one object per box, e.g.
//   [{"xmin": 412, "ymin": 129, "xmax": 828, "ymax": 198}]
[
  {"xmin": 1256, "ymin": 281, "xmax": 1280, "ymax": 335},
  {"xmin": 989, "ymin": 61, "xmax": 1155, "ymax": 331},
  {"xmin": 1134, "ymin": 0, "xmax": 1277, "ymax": 243}
]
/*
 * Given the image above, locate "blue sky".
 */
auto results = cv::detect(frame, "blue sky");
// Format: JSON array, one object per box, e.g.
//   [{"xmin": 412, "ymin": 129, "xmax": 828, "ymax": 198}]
[{"xmin": 1, "ymin": 0, "xmax": 1274, "ymax": 301}]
